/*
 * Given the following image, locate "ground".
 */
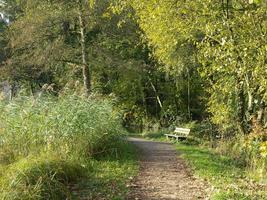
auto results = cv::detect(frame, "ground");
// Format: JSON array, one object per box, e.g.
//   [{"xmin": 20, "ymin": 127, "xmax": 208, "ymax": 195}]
[{"xmin": 127, "ymin": 137, "xmax": 210, "ymax": 200}]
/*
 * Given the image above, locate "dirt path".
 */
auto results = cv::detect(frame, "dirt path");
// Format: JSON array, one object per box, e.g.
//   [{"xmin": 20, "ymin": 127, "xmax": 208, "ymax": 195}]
[{"xmin": 127, "ymin": 137, "xmax": 209, "ymax": 200}]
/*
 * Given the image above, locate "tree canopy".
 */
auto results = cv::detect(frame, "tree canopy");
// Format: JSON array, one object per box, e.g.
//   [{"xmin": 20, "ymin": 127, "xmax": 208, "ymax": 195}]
[{"xmin": 1, "ymin": 0, "xmax": 267, "ymax": 133}]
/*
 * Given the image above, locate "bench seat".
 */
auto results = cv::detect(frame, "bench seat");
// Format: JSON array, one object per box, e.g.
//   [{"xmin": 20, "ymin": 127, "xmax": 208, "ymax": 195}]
[{"xmin": 165, "ymin": 127, "xmax": 190, "ymax": 141}]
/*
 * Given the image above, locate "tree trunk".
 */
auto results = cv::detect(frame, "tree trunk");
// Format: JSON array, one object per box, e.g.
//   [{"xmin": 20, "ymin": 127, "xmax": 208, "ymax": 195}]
[
  {"xmin": 237, "ymin": 80, "xmax": 246, "ymax": 134},
  {"xmin": 78, "ymin": 0, "xmax": 91, "ymax": 96},
  {"xmin": 9, "ymin": 83, "xmax": 16, "ymax": 101},
  {"xmin": 257, "ymin": 100, "xmax": 265, "ymax": 125},
  {"xmin": 149, "ymin": 78, "xmax": 163, "ymax": 109},
  {"xmin": 186, "ymin": 67, "xmax": 191, "ymax": 120},
  {"xmin": 245, "ymin": 74, "xmax": 254, "ymax": 131},
  {"xmin": 30, "ymin": 82, "xmax": 34, "ymax": 96}
]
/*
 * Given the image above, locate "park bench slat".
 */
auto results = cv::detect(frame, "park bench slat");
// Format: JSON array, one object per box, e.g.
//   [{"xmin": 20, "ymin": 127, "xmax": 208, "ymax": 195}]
[{"xmin": 174, "ymin": 128, "xmax": 190, "ymax": 134}]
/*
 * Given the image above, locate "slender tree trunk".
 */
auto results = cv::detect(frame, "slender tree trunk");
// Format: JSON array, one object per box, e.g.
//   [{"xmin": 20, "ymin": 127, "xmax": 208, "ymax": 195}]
[
  {"xmin": 248, "ymin": 91, "xmax": 253, "ymax": 113},
  {"xmin": 174, "ymin": 97, "xmax": 179, "ymax": 117},
  {"xmin": 186, "ymin": 67, "xmax": 191, "ymax": 120},
  {"xmin": 221, "ymin": 0, "xmax": 225, "ymax": 14},
  {"xmin": 257, "ymin": 100, "xmax": 265, "ymax": 125},
  {"xmin": 78, "ymin": 0, "xmax": 91, "ymax": 96},
  {"xmin": 237, "ymin": 80, "xmax": 246, "ymax": 134},
  {"xmin": 149, "ymin": 78, "xmax": 163, "ymax": 109},
  {"xmin": 245, "ymin": 74, "xmax": 254, "ymax": 131},
  {"xmin": 30, "ymin": 82, "xmax": 34, "ymax": 96},
  {"xmin": 174, "ymin": 76, "xmax": 179, "ymax": 116},
  {"xmin": 226, "ymin": 0, "xmax": 230, "ymax": 19},
  {"xmin": 9, "ymin": 86, "xmax": 13, "ymax": 101},
  {"xmin": 9, "ymin": 83, "xmax": 15, "ymax": 101}
]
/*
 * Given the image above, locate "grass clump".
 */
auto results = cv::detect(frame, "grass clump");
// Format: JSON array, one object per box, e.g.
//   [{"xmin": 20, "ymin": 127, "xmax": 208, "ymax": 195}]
[
  {"xmin": 0, "ymin": 95, "xmax": 124, "ymax": 162},
  {"xmin": 0, "ymin": 156, "xmax": 86, "ymax": 200},
  {"xmin": 0, "ymin": 94, "xmax": 136, "ymax": 199}
]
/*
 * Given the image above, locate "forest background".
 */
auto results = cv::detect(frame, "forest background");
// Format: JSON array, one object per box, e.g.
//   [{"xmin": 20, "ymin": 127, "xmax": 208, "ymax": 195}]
[{"xmin": 0, "ymin": 0, "xmax": 266, "ymax": 198}]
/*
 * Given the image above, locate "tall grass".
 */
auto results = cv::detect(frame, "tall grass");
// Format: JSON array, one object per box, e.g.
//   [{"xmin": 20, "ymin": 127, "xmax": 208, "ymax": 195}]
[{"xmin": 0, "ymin": 94, "xmax": 126, "ymax": 199}]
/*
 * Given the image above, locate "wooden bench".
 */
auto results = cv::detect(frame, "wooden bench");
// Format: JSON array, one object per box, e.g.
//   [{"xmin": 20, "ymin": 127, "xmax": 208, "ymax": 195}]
[{"xmin": 165, "ymin": 127, "xmax": 190, "ymax": 141}]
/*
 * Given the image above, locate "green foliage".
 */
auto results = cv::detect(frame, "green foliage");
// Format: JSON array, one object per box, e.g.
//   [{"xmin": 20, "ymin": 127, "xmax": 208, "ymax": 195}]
[
  {"xmin": 0, "ymin": 95, "xmax": 124, "ymax": 162},
  {"xmin": 1, "ymin": 1, "xmax": 267, "ymax": 197},
  {"xmin": 0, "ymin": 17, "xmax": 7, "ymax": 67},
  {"xmin": 0, "ymin": 142, "xmax": 138, "ymax": 200},
  {"xmin": 122, "ymin": 0, "xmax": 267, "ymax": 133},
  {"xmin": 0, "ymin": 157, "xmax": 85, "ymax": 200},
  {"xmin": 2, "ymin": 0, "xmax": 209, "ymax": 127},
  {"xmin": 215, "ymin": 130, "xmax": 267, "ymax": 182},
  {"xmin": 0, "ymin": 94, "xmax": 137, "ymax": 199}
]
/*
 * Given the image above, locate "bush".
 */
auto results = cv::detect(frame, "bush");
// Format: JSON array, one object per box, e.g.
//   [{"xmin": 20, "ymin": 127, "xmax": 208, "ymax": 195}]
[{"xmin": 207, "ymin": 126, "xmax": 267, "ymax": 182}]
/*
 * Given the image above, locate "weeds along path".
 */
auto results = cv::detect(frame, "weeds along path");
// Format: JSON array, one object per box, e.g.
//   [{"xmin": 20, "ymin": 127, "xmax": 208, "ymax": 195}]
[{"xmin": 127, "ymin": 137, "xmax": 209, "ymax": 200}]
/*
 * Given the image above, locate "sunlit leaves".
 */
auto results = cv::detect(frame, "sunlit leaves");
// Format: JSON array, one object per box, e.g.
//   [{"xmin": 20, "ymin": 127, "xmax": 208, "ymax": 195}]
[{"xmin": 125, "ymin": 0, "xmax": 267, "ymax": 131}]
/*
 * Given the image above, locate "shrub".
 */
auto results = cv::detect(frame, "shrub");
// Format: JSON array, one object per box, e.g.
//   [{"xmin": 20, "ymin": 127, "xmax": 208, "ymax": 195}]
[{"xmin": 214, "ymin": 130, "xmax": 267, "ymax": 182}]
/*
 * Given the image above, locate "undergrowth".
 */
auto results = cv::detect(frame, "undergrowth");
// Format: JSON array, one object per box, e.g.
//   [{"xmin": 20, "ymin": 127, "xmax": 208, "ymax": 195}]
[
  {"xmin": 176, "ymin": 143, "xmax": 267, "ymax": 200},
  {"xmin": 0, "ymin": 94, "xmax": 137, "ymax": 199}
]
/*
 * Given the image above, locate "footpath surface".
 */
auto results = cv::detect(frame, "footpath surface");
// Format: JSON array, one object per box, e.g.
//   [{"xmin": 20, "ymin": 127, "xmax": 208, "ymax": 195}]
[{"xmin": 127, "ymin": 137, "xmax": 209, "ymax": 200}]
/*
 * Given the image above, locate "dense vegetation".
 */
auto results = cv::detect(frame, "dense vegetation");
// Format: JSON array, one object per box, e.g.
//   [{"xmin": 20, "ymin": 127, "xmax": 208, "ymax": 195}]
[
  {"xmin": 123, "ymin": 0, "xmax": 267, "ymax": 182},
  {"xmin": 0, "ymin": 0, "xmax": 267, "ymax": 199},
  {"xmin": 0, "ymin": 95, "xmax": 138, "ymax": 199}
]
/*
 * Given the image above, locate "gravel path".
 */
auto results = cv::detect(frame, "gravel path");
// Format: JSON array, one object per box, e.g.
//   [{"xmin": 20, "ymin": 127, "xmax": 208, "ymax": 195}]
[{"xmin": 127, "ymin": 137, "xmax": 209, "ymax": 200}]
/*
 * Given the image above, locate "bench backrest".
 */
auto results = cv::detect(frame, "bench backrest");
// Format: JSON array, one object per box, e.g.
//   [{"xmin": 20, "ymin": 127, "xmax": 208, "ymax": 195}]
[{"xmin": 174, "ymin": 127, "xmax": 190, "ymax": 136}]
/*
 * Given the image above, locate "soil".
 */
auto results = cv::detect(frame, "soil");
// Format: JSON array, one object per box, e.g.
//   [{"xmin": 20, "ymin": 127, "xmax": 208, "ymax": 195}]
[{"xmin": 127, "ymin": 137, "xmax": 210, "ymax": 200}]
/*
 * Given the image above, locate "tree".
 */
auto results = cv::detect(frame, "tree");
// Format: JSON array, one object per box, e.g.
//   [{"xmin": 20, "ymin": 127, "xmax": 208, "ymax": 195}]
[
  {"xmin": 1, "ymin": 0, "xmax": 99, "ymax": 94},
  {"xmin": 120, "ymin": 0, "xmax": 267, "ymax": 134}
]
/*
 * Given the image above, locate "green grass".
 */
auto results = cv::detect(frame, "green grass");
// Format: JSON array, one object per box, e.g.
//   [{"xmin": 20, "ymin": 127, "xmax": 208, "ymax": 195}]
[
  {"xmin": 138, "ymin": 130, "xmax": 266, "ymax": 199},
  {"xmin": 0, "ymin": 156, "xmax": 86, "ymax": 200},
  {"xmin": 0, "ymin": 140, "xmax": 138, "ymax": 200},
  {"xmin": 176, "ymin": 143, "xmax": 267, "ymax": 200},
  {"xmin": 72, "ymin": 141, "xmax": 139, "ymax": 200},
  {"xmin": 0, "ymin": 95, "xmax": 139, "ymax": 199}
]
